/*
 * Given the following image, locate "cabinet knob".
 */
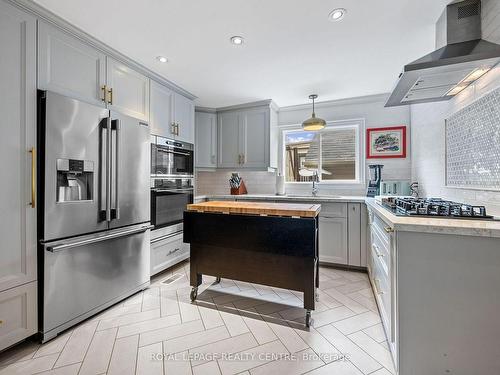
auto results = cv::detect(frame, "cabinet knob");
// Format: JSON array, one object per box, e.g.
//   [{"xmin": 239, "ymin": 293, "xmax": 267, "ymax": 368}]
[{"xmin": 384, "ymin": 226, "xmax": 394, "ymax": 233}]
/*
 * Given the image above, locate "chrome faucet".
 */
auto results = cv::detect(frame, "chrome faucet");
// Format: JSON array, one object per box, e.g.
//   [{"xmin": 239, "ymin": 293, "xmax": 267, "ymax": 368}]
[{"xmin": 312, "ymin": 170, "xmax": 319, "ymax": 196}]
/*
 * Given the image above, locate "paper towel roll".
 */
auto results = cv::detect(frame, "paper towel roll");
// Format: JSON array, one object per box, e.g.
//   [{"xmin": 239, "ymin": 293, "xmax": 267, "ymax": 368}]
[{"xmin": 275, "ymin": 174, "xmax": 285, "ymax": 195}]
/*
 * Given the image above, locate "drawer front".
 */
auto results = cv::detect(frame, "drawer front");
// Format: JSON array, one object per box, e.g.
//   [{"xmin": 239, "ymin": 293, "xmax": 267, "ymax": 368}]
[
  {"xmin": 151, "ymin": 232, "xmax": 189, "ymax": 276},
  {"xmin": 371, "ymin": 213, "xmax": 393, "ymax": 247},
  {"xmin": 371, "ymin": 254, "xmax": 391, "ymax": 340},
  {"xmin": 319, "ymin": 203, "xmax": 347, "ymax": 218},
  {"xmin": 0, "ymin": 281, "xmax": 37, "ymax": 351},
  {"xmin": 371, "ymin": 227, "xmax": 390, "ymax": 275}
]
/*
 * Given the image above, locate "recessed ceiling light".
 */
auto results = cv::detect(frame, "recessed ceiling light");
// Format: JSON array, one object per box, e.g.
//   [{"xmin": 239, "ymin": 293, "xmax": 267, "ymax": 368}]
[
  {"xmin": 230, "ymin": 36, "xmax": 244, "ymax": 45},
  {"xmin": 329, "ymin": 8, "xmax": 346, "ymax": 22},
  {"xmin": 156, "ymin": 56, "xmax": 168, "ymax": 63}
]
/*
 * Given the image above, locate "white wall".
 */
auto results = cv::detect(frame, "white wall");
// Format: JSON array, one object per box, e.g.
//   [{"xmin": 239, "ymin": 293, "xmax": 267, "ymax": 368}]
[
  {"xmin": 196, "ymin": 94, "xmax": 411, "ymax": 196},
  {"xmin": 411, "ymin": 0, "xmax": 500, "ymax": 215},
  {"xmin": 279, "ymin": 94, "xmax": 411, "ymax": 196}
]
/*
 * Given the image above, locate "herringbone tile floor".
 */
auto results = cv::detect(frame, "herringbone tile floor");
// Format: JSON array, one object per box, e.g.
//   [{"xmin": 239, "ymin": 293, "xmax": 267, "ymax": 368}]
[{"xmin": 0, "ymin": 261, "xmax": 395, "ymax": 375}]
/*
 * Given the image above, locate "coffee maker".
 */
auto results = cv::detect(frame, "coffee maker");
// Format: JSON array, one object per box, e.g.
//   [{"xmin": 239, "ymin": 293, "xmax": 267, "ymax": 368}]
[{"xmin": 367, "ymin": 164, "xmax": 383, "ymax": 197}]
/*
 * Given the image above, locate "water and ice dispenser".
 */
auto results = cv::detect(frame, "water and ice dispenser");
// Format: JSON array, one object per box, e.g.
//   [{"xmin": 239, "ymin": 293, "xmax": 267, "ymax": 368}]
[{"xmin": 56, "ymin": 159, "xmax": 93, "ymax": 202}]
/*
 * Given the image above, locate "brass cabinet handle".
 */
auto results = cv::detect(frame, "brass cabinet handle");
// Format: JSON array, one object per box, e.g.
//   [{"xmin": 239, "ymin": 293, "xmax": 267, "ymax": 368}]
[
  {"xmin": 171, "ymin": 122, "xmax": 176, "ymax": 135},
  {"xmin": 176, "ymin": 123, "xmax": 180, "ymax": 136},
  {"xmin": 107, "ymin": 87, "xmax": 113, "ymax": 105},
  {"xmin": 241, "ymin": 153, "xmax": 245, "ymax": 164},
  {"xmin": 100, "ymin": 85, "xmax": 107, "ymax": 102},
  {"xmin": 384, "ymin": 226, "xmax": 394, "ymax": 233},
  {"xmin": 29, "ymin": 147, "xmax": 35, "ymax": 208}
]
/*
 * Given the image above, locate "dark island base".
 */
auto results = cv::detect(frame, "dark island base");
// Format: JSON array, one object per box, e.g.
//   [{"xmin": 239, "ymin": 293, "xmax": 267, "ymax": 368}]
[
  {"xmin": 189, "ymin": 244, "xmax": 318, "ymax": 326},
  {"xmin": 184, "ymin": 210, "xmax": 319, "ymax": 327}
]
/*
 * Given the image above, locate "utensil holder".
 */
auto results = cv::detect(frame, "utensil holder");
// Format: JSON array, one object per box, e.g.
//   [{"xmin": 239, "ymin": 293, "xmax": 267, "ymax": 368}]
[{"xmin": 230, "ymin": 181, "xmax": 248, "ymax": 195}]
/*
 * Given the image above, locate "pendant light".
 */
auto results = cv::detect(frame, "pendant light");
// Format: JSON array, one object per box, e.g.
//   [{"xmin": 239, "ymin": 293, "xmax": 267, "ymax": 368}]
[{"xmin": 302, "ymin": 94, "xmax": 326, "ymax": 131}]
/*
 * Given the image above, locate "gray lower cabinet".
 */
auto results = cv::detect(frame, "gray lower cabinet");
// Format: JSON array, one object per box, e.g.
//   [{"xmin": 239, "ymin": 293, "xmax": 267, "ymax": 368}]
[
  {"xmin": 319, "ymin": 216, "xmax": 348, "ymax": 264},
  {"xmin": 0, "ymin": 0, "xmax": 38, "ymax": 350},
  {"xmin": 106, "ymin": 57, "xmax": 150, "ymax": 122},
  {"xmin": 38, "ymin": 21, "xmax": 106, "ymax": 107},
  {"xmin": 195, "ymin": 111, "xmax": 217, "ymax": 168},
  {"xmin": 150, "ymin": 232, "xmax": 189, "ymax": 276},
  {"xmin": 0, "ymin": 282, "xmax": 37, "ymax": 351}
]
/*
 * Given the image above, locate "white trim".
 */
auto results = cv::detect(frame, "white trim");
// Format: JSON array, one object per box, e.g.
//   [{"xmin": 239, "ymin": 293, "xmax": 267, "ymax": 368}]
[{"xmin": 280, "ymin": 119, "xmax": 366, "ymax": 187}]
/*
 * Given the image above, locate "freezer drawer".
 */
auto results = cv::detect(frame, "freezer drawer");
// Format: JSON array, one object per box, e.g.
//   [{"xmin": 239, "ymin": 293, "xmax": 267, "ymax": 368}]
[{"xmin": 41, "ymin": 225, "xmax": 150, "ymax": 341}]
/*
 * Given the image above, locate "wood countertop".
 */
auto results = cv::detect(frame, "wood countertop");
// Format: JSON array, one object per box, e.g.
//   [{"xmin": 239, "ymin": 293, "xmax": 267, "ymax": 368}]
[{"xmin": 187, "ymin": 200, "xmax": 321, "ymax": 218}]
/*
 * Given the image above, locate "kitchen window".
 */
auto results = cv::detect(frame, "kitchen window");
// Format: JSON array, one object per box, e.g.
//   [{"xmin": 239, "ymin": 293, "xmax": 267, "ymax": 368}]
[{"xmin": 282, "ymin": 120, "xmax": 363, "ymax": 184}]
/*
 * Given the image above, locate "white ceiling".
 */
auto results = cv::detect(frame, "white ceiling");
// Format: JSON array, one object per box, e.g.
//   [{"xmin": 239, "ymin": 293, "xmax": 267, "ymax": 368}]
[{"xmin": 34, "ymin": 0, "xmax": 451, "ymax": 108}]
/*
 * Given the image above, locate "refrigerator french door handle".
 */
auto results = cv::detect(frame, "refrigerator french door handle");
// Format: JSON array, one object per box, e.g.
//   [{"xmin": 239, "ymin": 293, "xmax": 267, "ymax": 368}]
[
  {"xmin": 44, "ymin": 224, "xmax": 153, "ymax": 252},
  {"xmin": 105, "ymin": 117, "xmax": 112, "ymax": 222},
  {"xmin": 111, "ymin": 119, "xmax": 120, "ymax": 220},
  {"xmin": 99, "ymin": 118, "xmax": 111, "ymax": 222}
]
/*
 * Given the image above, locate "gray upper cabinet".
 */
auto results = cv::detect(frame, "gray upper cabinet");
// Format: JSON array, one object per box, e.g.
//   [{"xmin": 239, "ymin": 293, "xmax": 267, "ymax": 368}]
[
  {"xmin": 195, "ymin": 111, "xmax": 217, "ymax": 168},
  {"xmin": 218, "ymin": 111, "xmax": 241, "ymax": 167},
  {"xmin": 106, "ymin": 57, "xmax": 150, "ymax": 122},
  {"xmin": 217, "ymin": 104, "xmax": 276, "ymax": 169},
  {"xmin": 0, "ymin": 0, "xmax": 38, "ymax": 350},
  {"xmin": 239, "ymin": 108, "xmax": 270, "ymax": 168},
  {"xmin": 150, "ymin": 80, "xmax": 174, "ymax": 138},
  {"xmin": 174, "ymin": 93, "xmax": 195, "ymax": 144},
  {"xmin": 38, "ymin": 21, "xmax": 106, "ymax": 106},
  {"xmin": 150, "ymin": 81, "xmax": 195, "ymax": 143}
]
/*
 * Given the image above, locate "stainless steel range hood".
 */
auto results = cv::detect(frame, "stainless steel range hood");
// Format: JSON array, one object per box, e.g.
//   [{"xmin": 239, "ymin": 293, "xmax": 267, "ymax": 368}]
[{"xmin": 385, "ymin": 0, "xmax": 500, "ymax": 107}]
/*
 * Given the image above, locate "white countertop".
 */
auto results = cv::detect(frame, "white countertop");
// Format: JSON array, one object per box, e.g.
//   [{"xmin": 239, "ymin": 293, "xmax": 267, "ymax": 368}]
[
  {"xmin": 195, "ymin": 194, "xmax": 367, "ymax": 203},
  {"xmin": 196, "ymin": 194, "xmax": 500, "ymax": 238},
  {"xmin": 365, "ymin": 198, "xmax": 500, "ymax": 238}
]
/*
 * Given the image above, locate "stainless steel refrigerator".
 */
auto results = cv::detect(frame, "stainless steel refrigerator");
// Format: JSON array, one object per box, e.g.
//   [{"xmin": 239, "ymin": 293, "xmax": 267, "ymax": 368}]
[{"xmin": 37, "ymin": 91, "xmax": 151, "ymax": 342}]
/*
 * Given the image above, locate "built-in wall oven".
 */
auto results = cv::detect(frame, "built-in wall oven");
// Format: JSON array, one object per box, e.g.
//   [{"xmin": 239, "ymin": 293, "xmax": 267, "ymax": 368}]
[
  {"xmin": 151, "ymin": 178, "xmax": 194, "ymax": 229},
  {"xmin": 151, "ymin": 136, "xmax": 194, "ymax": 230}
]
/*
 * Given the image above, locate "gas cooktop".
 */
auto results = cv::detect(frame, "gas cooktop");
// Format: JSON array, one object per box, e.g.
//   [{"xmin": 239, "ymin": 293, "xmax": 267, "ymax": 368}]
[{"xmin": 381, "ymin": 197, "xmax": 496, "ymax": 220}]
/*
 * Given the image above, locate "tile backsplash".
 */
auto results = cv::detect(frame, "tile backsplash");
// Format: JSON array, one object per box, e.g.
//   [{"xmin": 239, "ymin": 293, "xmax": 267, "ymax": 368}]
[{"xmin": 411, "ymin": 66, "xmax": 500, "ymax": 216}]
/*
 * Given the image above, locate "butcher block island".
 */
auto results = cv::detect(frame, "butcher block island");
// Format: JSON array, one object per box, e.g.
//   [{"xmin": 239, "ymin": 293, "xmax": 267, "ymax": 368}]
[{"xmin": 184, "ymin": 201, "xmax": 321, "ymax": 326}]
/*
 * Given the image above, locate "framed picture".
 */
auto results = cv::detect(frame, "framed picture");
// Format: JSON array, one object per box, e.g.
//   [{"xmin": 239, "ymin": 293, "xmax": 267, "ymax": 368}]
[{"xmin": 366, "ymin": 126, "xmax": 407, "ymax": 159}]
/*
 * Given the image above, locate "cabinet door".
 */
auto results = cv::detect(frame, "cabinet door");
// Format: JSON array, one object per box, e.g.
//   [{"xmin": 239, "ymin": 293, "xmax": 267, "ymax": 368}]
[
  {"xmin": 38, "ymin": 21, "xmax": 106, "ymax": 106},
  {"xmin": 0, "ymin": 282, "xmax": 37, "ymax": 351},
  {"xmin": 348, "ymin": 203, "xmax": 361, "ymax": 266},
  {"xmin": 150, "ymin": 80, "xmax": 174, "ymax": 138},
  {"xmin": 239, "ymin": 108, "xmax": 269, "ymax": 168},
  {"xmin": 174, "ymin": 93, "xmax": 195, "ymax": 143},
  {"xmin": 319, "ymin": 216, "xmax": 348, "ymax": 265},
  {"xmin": 218, "ymin": 111, "xmax": 240, "ymax": 168},
  {"xmin": 195, "ymin": 112, "xmax": 217, "ymax": 168},
  {"xmin": 106, "ymin": 57, "xmax": 150, "ymax": 121},
  {"xmin": 0, "ymin": 1, "xmax": 37, "ymax": 291}
]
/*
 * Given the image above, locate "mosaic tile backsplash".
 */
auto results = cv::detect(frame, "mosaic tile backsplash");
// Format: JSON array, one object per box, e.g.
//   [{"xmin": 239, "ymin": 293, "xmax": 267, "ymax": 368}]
[{"xmin": 446, "ymin": 87, "xmax": 500, "ymax": 190}]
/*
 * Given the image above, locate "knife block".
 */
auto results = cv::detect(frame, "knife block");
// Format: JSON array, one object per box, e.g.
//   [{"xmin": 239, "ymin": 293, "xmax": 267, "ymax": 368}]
[{"xmin": 230, "ymin": 181, "xmax": 248, "ymax": 195}]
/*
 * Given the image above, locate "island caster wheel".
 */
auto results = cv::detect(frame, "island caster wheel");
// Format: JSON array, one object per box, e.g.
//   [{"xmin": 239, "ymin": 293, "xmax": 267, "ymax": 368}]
[
  {"xmin": 215, "ymin": 277, "xmax": 221, "ymax": 284},
  {"xmin": 305, "ymin": 310, "xmax": 312, "ymax": 328},
  {"xmin": 190, "ymin": 287, "xmax": 198, "ymax": 302}
]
